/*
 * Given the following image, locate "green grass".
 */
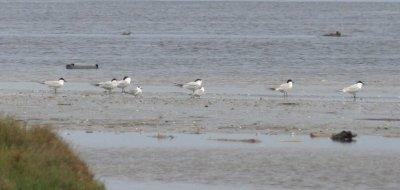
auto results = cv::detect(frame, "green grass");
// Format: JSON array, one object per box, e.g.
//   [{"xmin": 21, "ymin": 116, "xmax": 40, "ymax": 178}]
[{"xmin": 0, "ymin": 117, "xmax": 105, "ymax": 190}]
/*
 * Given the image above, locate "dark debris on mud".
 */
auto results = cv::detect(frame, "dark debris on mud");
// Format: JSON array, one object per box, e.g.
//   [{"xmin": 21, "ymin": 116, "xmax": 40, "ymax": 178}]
[
  {"xmin": 331, "ymin": 131, "xmax": 357, "ymax": 143},
  {"xmin": 208, "ymin": 138, "xmax": 261, "ymax": 144}
]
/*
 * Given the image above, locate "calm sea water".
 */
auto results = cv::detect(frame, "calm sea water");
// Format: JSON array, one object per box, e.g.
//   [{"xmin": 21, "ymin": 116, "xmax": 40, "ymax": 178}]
[{"xmin": 0, "ymin": 0, "xmax": 399, "ymax": 97}]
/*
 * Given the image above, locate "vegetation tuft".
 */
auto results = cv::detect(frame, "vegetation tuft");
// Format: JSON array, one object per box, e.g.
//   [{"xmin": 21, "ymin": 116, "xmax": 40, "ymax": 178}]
[{"xmin": 0, "ymin": 117, "xmax": 104, "ymax": 190}]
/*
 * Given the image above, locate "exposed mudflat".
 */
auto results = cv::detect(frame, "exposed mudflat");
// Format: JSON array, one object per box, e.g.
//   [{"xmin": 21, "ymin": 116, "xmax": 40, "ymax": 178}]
[{"xmin": 1, "ymin": 82, "xmax": 399, "ymax": 137}]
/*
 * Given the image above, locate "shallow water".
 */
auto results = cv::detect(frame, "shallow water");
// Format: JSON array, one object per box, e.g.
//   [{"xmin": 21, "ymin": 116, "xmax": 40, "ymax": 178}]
[
  {"xmin": 104, "ymin": 179, "xmax": 257, "ymax": 190},
  {"xmin": 60, "ymin": 131, "xmax": 400, "ymax": 190},
  {"xmin": 1, "ymin": 0, "xmax": 400, "ymax": 94},
  {"xmin": 60, "ymin": 131, "xmax": 400, "ymax": 151}
]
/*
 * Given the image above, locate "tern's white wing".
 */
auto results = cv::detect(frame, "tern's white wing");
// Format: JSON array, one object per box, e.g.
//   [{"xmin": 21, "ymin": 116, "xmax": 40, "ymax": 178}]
[
  {"xmin": 97, "ymin": 81, "xmax": 117, "ymax": 90},
  {"xmin": 182, "ymin": 82, "xmax": 201, "ymax": 91},
  {"xmin": 342, "ymin": 84, "xmax": 361, "ymax": 93},
  {"xmin": 96, "ymin": 81, "xmax": 106, "ymax": 86},
  {"xmin": 44, "ymin": 81, "xmax": 62, "ymax": 87},
  {"xmin": 275, "ymin": 83, "xmax": 291, "ymax": 92},
  {"xmin": 117, "ymin": 80, "xmax": 129, "ymax": 88}
]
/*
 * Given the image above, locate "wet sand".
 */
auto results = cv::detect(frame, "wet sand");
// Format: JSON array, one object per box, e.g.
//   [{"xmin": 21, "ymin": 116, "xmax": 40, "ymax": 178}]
[
  {"xmin": 0, "ymin": 82, "xmax": 399, "ymax": 137},
  {"xmin": 60, "ymin": 131, "xmax": 400, "ymax": 190},
  {"xmin": 1, "ymin": 83, "xmax": 400, "ymax": 189}
]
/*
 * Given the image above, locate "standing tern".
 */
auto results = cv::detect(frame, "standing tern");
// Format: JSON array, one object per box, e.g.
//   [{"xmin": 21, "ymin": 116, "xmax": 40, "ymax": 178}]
[
  {"xmin": 40, "ymin": 78, "xmax": 66, "ymax": 94},
  {"xmin": 128, "ymin": 86, "xmax": 142, "ymax": 97},
  {"xmin": 192, "ymin": 86, "xmax": 205, "ymax": 97},
  {"xmin": 94, "ymin": 78, "xmax": 118, "ymax": 94},
  {"xmin": 117, "ymin": 76, "xmax": 131, "ymax": 93},
  {"xmin": 341, "ymin": 81, "xmax": 364, "ymax": 100},
  {"xmin": 270, "ymin": 79, "xmax": 293, "ymax": 98},
  {"xmin": 174, "ymin": 79, "xmax": 203, "ymax": 94}
]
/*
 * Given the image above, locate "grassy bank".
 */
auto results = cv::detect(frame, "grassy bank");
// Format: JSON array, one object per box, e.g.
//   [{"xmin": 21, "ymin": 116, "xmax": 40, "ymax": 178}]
[{"xmin": 0, "ymin": 117, "xmax": 104, "ymax": 190}]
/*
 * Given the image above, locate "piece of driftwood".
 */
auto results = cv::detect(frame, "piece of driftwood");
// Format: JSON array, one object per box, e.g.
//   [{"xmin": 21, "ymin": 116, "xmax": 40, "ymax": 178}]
[
  {"xmin": 310, "ymin": 131, "xmax": 332, "ymax": 138},
  {"xmin": 208, "ymin": 138, "xmax": 261, "ymax": 144},
  {"xmin": 66, "ymin": 64, "xmax": 99, "ymax": 69}
]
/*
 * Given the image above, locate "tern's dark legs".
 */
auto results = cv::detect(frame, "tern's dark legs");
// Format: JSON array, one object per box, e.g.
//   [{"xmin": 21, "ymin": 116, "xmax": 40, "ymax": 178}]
[{"xmin": 283, "ymin": 92, "xmax": 288, "ymax": 99}]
